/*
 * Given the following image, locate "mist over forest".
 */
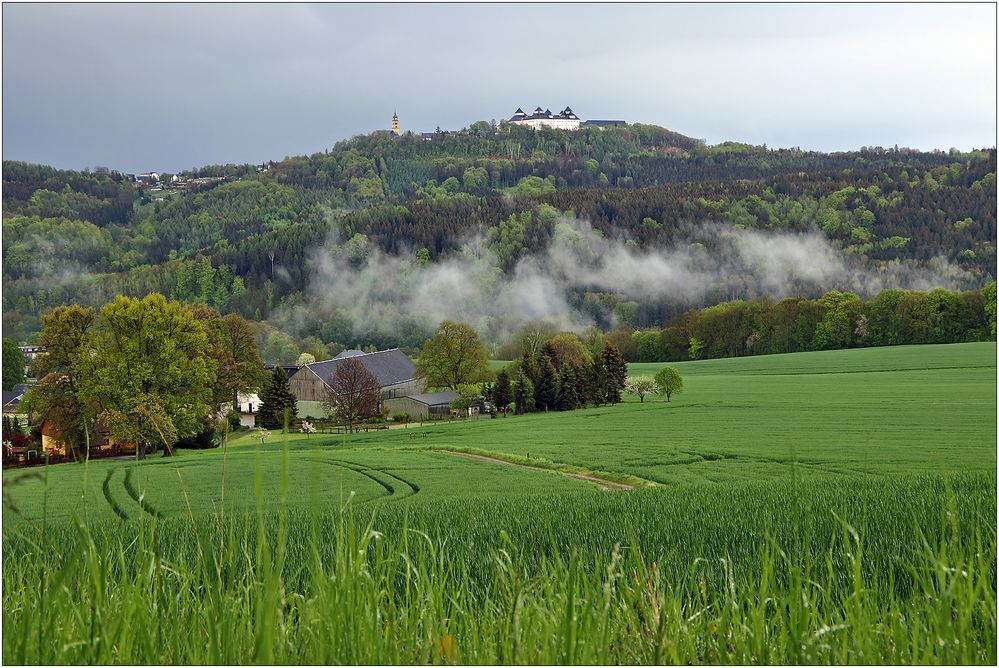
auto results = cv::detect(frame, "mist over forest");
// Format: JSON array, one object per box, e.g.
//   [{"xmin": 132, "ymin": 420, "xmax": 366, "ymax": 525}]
[{"xmin": 3, "ymin": 123, "xmax": 996, "ymax": 360}]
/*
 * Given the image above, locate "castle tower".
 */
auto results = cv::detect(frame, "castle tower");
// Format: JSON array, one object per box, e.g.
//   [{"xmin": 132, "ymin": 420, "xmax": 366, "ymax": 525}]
[{"xmin": 391, "ymin": 111, "xmax": 399, "ymax": 135}]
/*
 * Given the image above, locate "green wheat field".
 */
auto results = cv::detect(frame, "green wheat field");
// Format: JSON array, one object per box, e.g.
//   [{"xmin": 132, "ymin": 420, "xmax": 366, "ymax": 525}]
[{"xmin": 3, "ymin": 342, "xmax": 996, "ymax": 664}]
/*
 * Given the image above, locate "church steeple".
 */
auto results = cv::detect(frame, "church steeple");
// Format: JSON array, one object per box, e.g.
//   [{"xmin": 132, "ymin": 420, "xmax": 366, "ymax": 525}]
[{"xmin": 391, "ymin": 110, "xmax": 400, "ymax": 135}]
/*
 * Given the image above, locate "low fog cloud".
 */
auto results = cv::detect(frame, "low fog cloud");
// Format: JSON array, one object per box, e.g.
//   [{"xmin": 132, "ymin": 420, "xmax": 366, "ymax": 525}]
[{"xmin": 293, "ymin": 217, "xmax": 972, "ymax": 344}]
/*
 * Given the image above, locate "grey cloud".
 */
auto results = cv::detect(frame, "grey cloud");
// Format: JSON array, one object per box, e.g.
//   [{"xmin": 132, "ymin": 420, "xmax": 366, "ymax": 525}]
[{"xmin": 3, "ymin": 3, "xmax": 995, "ymax": 172}]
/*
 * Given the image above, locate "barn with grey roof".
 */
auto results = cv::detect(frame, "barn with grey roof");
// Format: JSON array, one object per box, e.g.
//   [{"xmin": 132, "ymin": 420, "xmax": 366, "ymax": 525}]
[{"xmin": 288, "ymin": 348, "xmax": 426, "ymax": 419}]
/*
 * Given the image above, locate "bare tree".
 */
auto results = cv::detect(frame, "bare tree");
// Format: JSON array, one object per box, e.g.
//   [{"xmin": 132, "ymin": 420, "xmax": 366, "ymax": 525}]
[{"xmin": 324, "ymin": 359, "xmax": 380, "ymax": 433}]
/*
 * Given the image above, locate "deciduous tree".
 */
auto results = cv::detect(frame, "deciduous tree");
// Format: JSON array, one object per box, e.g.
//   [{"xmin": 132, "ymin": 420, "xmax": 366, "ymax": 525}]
[
  {"xmin": 543, "ymin": 333, "xmax": 590, "ymax": 371},
  {"xmin": 624, "ymin": 376, "xmax": 657, "ymax": 403},
  {"xmin": 415, "ymin": 320, "xmax": 491, "ymax": 391},
  {"xmin": 654, "ymin": 367, "xmax": 684, "ymax": 402},
  {"xmin": 88, "ymin": 294, "xmax": 214, "ymax": 459},
  {"xmin": 23, "ymin": 306, "xmax": 97, "ymax": 457},
  {"xmin": 2, "ymin": 339, "xmax": 24, "ymax": 391},
  {"xmin": 324, "ymin": 358, "xmax": 379, "ymax": 433},
  {"xmin": 189, "ymin": 305, "xmax": 266, "ymax": 410}
]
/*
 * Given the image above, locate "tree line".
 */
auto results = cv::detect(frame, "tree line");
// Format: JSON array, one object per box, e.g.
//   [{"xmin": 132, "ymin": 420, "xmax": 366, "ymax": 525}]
[{"xmin": 616, "ymin": 284, "xmax": 997, "ymax": 363}]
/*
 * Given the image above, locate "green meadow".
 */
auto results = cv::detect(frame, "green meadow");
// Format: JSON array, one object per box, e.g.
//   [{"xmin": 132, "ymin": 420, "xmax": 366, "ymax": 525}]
[{"xmin": 3, "ymin": 342, "xmax": 996, "ymax": 664}]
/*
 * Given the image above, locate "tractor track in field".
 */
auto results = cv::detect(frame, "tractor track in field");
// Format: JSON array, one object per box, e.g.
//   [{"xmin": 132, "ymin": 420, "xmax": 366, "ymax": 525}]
[
  {"xmin": 101, "ymin": 470, "xmax": 130, "ymax": 520},
  {"xmin": 433, "ymin": 450, "xmax": 636, "ymax": 491},
  {"xmin": 122, "ymin": 468, "xmax": 162, "ymax": 518},
  {"xmin": 306, "ymin": 458, "xmax": 420, "ymax": 502},
  {"xmin": 349, "ymin": 464, "xmax": 421, "ymax": 497}
]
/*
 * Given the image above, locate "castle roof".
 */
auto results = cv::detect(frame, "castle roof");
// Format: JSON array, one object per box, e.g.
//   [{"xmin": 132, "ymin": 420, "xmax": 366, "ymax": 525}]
[{"xmin": 510, "ymin": 105, "xmax": 582, "ymax": 123}]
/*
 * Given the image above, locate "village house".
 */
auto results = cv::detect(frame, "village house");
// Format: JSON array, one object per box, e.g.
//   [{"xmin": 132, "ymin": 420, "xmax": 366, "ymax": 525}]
[
  {"xmin": 38, "ymin": 420, "xmax": 131, "ymax": 458},
  {"xmin": 17, "ymin": 344, "xmax": 44, "ymax": 365},
  {"xmin": 288, "ymin": 349, "xmax": 424, "ymax": 419}
]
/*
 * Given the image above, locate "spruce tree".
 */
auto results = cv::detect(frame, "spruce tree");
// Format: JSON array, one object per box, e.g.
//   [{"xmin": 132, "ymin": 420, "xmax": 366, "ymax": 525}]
[
  {"xmin": 585, "ymin": 356, "xmax": 608, "ymax": 407},
  {"xmin": 534, "ymin": 354, "xmax": 559, "ymax": 412},
  {"xmin": 513, "ymin": 372, "xmax": 535, "ymax": 414},
  {"xmin": 519, "ymin": 350, "xmax": 540, "ymax": 388},
  {"xmin": 557, "ymin": 362, "xmax": 581, "ymax": 410},
  {"xmin": 540, "ymin": 341, "xmax": 560, "ymax": 370},
  {"xmin": 258, "ymin": 366, "xmax": 298, "ymax": 430},
  {"xmin": 599, "ymin": 341, "xmax": 627, "ymax": 404},
  {"xmin": 492, "ymin": 369, "xmax": 513, "ymax": 412}
]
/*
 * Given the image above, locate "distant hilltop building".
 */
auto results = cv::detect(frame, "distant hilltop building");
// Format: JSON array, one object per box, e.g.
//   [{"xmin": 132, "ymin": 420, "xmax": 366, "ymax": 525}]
[
  {"xmin": 509, "ymin": 106, "xmax": 626, "ymax": 131},
  {"xmin": 391, "ymin": 111, "xmax": 400, "ymax": 135},
  {"xmin": 510, "ymin": 106, "xmax": 581, "ymax": 130}
]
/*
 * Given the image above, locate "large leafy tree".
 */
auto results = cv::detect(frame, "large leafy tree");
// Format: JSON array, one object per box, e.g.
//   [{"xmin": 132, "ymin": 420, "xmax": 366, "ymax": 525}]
[
  {"xmin": 258, "ymin": 366, "xmax": 298, "ymax": 430},
  {"xmin": 543, "ymin": 333, "xmax": 590, "ymax": 371},
  {"xmin": 87, "ymin": 294, "xmax": 215, "ymax": 459},
  {"xmin": 24, "ymin": 306, "xmax": 97, "ymax": 455},
  {"xmin": 415, "ymin": 320, "xmax": 491, "ymax": 391},
  {"xmin": 2, "ymin": 338, "xmax": 24, "ymax": 390},
  {"xmin": 188, "ymin": 304, "xmax": 266, "ymax": 409}
]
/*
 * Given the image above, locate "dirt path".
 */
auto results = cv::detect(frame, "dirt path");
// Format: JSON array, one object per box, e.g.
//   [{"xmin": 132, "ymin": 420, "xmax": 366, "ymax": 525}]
[{"xmin": 434, "ymin": 450, "xmax": 636, "ymax": 491}]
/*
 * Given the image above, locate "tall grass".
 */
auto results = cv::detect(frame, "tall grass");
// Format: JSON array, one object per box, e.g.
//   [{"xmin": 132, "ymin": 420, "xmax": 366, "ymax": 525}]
[{"xmin": 3, "ymin": 471, "xmax": 995, "ymax": 664}]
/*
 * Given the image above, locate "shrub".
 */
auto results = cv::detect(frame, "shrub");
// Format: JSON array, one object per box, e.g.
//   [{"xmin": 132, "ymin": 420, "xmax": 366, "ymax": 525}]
[{"xmin": 392, "ymin": 413, "xmax": 410, "ymax": 423}]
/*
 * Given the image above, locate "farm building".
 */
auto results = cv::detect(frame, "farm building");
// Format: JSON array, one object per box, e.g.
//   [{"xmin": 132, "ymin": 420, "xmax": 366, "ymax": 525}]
[
  {"xmin": 39, "ymin": 420, "xmax": 131, "ymax": 458},
  {"xmin": 2, "ymin": 384, "xmax": 31, "ymax": 428},
  {"xmin": 289, "ymin": 349, "xmax": 423, "ymax": 419},
  {"xmin": 235, "ymin": 391, "xmax": 261, "ymax": 428},
  {"xmin": 383, "ymin": 391, "xmax": 458, "ymax": 421}
]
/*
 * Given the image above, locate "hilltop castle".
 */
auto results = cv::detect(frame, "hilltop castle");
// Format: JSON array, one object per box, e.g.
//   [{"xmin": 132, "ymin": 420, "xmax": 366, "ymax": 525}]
[
  {"xmin": 389, "ymin": 107, "xmax": 626, "ymax": 137},
  {"xmin": 509, "ymin": 106, "xmax": 625, "ymax": 131}
]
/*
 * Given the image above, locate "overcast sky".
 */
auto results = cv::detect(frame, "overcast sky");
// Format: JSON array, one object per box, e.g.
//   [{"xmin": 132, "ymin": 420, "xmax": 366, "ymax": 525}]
[{"xmin": 2, "ymin": 3, "xmax": 996, "ymax": 173}]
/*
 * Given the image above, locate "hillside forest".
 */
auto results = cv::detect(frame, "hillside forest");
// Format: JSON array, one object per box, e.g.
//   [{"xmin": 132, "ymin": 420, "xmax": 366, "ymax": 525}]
[{"xmin": 3, "ymin": 121, "xmax": 996, "ymax": 361}]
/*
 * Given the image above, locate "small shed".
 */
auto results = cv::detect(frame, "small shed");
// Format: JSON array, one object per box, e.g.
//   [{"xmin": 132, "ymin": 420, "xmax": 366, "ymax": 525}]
[{"xmin": 384, "ymin": 391, "xmax": 458, "ymax": 421}]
